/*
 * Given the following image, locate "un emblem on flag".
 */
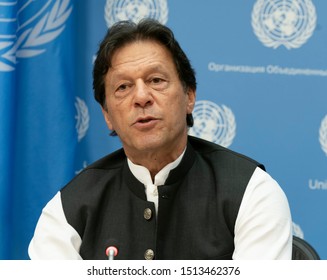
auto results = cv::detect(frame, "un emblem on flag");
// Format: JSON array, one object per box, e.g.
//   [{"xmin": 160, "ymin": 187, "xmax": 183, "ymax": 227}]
[
  {"xmin": 104, "ymin": 0, "xmax": 168, "ymax": 27},
  {"xmin": 188, "ymin": 100, "xmax": 236, "ymax": 148},
  {"xmin": 319, "ymin": 115, "xmax": 327, "ymax": 157},
  {"xmin": 75, "ymin": 97, "xmax": 90, "ymax": 142},
  {"xmin": 0, "ymin": 3, "xmax": 16, "ymax": 71},
  {"xmin": 0, "ymin": 0, "xmax": 72, "ymax": 72},
  {"xmin": 252, "ymin": 0, "xmax": 316, "ymax": 49}
]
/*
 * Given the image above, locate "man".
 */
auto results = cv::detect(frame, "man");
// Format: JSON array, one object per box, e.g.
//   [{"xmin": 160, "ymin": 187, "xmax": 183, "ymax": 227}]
[{"xmin": 28, "ymin": 19, "xmax": 292, "ymax": 260}]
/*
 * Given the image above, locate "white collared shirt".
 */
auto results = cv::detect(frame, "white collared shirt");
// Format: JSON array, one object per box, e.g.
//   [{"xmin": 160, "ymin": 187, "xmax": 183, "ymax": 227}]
[{"xmin": 127, "ymin": 150, "xmax": 185, "ymax": 216}]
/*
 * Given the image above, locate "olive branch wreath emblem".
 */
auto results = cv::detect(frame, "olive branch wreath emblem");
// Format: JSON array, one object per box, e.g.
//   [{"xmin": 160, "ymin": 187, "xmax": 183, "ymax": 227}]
[
  {"xmin": 189, "ymin": 101, "xmax": 236, "ymax": 148},
  {"xmin": 0, "ymin": 0, "xmax": 72, "ymax": 71},
  {"xmin": 75, "ymin": 97, "xmax": 90, "ymax": 142},
  {"xmin": 319, "ymin": 115, "xmax": 327, "ymax": 157},
  {"xmin": 251, "ymin": 0, "xmax": 316, "ymax": 49},
  {"xmin": 104, "ymin": 0, "xmax": 168, "ymax": 27}
]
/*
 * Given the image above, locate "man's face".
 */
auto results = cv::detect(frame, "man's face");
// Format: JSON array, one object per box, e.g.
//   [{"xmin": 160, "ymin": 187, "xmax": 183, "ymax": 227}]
[{"xmin": 102, "ymin": 40, "xmax": 195, "ymax": 159}]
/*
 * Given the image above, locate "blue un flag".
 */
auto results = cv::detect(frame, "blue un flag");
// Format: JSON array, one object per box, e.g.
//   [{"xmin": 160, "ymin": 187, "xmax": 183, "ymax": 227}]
[{"xmin": 0, "ymin": 0, "xmax": 77, "ymax": 259}]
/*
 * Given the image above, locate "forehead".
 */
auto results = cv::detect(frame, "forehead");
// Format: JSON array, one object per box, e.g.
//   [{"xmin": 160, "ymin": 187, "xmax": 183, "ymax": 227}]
[{"xmin": 110, "ymin": 40, "xmax": 175, "ymax": 71}]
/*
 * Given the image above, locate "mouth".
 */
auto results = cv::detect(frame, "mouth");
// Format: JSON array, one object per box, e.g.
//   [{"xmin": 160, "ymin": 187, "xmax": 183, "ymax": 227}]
[
  {"xmin": 133, "ymin": 116, "xmax": 159, "ymax": 129},
  {"xmin": 135, "ymin": 116, "xmax": 157, "ymax": 124}
]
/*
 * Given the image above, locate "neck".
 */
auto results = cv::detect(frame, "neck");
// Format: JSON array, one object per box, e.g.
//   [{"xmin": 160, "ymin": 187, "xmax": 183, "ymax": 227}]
[{"xmin": 126, "ymin": 142, "xmax": 187, "ymax": 180}]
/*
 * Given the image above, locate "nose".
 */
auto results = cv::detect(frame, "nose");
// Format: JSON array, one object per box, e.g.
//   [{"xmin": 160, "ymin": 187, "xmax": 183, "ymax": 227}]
[{"xmin": 133, "ymin": 80, "xmax": 154, "ymax": 108}]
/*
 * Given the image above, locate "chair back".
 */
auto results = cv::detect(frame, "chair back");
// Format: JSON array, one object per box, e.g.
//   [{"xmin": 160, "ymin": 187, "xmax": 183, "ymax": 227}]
[{"xmin": 292, "ymin": 236, "xmax": 320, "ymax": 260}]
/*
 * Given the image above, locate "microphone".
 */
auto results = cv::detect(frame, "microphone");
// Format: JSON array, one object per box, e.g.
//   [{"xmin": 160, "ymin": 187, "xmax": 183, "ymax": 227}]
[{"xmin": 105, "ymin": 246, "xmax": 118, "ymax": 260}]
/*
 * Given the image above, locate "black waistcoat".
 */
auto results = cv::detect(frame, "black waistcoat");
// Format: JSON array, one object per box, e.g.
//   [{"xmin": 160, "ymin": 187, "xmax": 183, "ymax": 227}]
[{"xmin": 61, "ymin": 136, "xmax": 264, "ymax": 260}]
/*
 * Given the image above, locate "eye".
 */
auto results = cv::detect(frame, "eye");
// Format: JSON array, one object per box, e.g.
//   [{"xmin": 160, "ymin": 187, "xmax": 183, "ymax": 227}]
[
  {"xmin": 149, "ymin": 77, "xmax": 168, "ymax": 90},
  {"xmin": 117, "ymin": 84, "xmax": 128, "ymax": 91},
  {"xmin": 113, "ymin": 82, "xmax": 132, "ymax": 97},
  {"xmin": 151, "ymin": 77, "xmax": 163, "ymax": 84},
  {"xmin": 115, "ymin": 82, "xmax": 133, "ymax": 94}
]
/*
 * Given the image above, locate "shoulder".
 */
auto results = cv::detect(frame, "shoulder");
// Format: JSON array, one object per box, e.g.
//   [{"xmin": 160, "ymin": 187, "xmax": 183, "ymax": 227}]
[
  {"xmin": 61, "ymin": 148, "xmax": 126, "ymax": 194},
  {"xmin": 59, "ymin": 148, "xmax": 127, "ymax": 234},
  {"xmin": 84, "ymin": 148, "xmax": 126, "ymax": 170},
  {"xmin": 188, "ymin": 136, "xmax": 265, "ymax": 171}
]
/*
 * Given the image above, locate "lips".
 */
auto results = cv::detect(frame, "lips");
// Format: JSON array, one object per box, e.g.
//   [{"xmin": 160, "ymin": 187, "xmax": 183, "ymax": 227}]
[
  {"xmin": 133, "ymin": 116, "xmax": 159, "ymax": 129},
  {"xmin": 135, "ymin": 116, "xmax": 156, "ymax": 124}
]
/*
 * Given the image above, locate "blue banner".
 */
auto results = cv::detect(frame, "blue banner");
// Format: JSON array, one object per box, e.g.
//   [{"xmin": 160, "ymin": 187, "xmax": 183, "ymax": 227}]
[{"xmin": 0, "ymin": 0, "xmax": 76, "ymax": 259}]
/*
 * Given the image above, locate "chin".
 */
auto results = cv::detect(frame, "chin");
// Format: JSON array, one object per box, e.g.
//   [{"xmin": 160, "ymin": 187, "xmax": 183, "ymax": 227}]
[
  {"xmin": 135, "ymin": 141, "xmax": 162, "ymax": 152},
  {"xmin": 131, "ymin": 135, "xmax": 167, "ymax": 151}
]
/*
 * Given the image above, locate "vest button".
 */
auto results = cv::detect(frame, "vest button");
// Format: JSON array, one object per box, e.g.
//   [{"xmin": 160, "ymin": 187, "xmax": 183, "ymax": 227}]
[
  {"xmin": 144, "ymin": 249, "xmax": 154, "ymax": 260},
  {"xmin": 143, "ymin": 208, "xmax": 152, "ymax": 220}
]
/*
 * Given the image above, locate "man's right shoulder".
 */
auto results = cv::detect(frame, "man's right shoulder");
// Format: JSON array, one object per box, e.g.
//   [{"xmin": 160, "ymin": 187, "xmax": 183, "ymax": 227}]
[
  {"xmin": 61, "ymin": 148, "xmax": 126, "ymax": 193},
  {"xmin": 85, "ymin": 148, "xmax": 126, "ymax": 171}
]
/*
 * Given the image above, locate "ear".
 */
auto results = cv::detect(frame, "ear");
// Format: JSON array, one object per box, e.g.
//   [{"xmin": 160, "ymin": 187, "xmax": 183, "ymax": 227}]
[
  {"xmin": 186, "ymin": 89, "xmax": 196, "ymax": 114},
  {"xmin": 101, "ymin": 106, "xmax": 114, "ymax": 131}
]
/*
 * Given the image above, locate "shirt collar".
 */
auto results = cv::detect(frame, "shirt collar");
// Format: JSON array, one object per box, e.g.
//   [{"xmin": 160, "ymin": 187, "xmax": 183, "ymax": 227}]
[{"xmin": 127, "ymin": 148, "xmax": 186, "ymax": 187}]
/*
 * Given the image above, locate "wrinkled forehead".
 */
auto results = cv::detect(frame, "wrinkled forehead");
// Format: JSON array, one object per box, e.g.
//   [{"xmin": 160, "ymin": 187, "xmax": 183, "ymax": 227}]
[
  {"xmin": 112, "ymin": 39, "xmax": 172, "ymax": 63},
  {"xmin": 108, "ymin": 38, "xmax": 173, "ymax": 67}
]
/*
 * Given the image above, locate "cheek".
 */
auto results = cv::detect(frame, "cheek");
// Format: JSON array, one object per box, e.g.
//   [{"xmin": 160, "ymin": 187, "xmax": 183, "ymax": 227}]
[
  {"xmin": 102, "ymin": 103, "xmax": 117, "ymax": 131},
  {"xmin": 167, "ymin": 97, "xmax": 189, "ymax": 123},
  {"xmin": 106, "ymin": 104, "xmax": 128, "ymax": 131},
  {"xmin": 103, "ymin": 111, "xmax": 114, "ymax": 131}
]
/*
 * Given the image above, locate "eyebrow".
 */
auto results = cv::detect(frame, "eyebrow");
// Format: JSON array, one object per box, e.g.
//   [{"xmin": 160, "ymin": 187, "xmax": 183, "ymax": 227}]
[{"xmin": 109, "ymin": 63, "xmax": 171, "ymax": 80}]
